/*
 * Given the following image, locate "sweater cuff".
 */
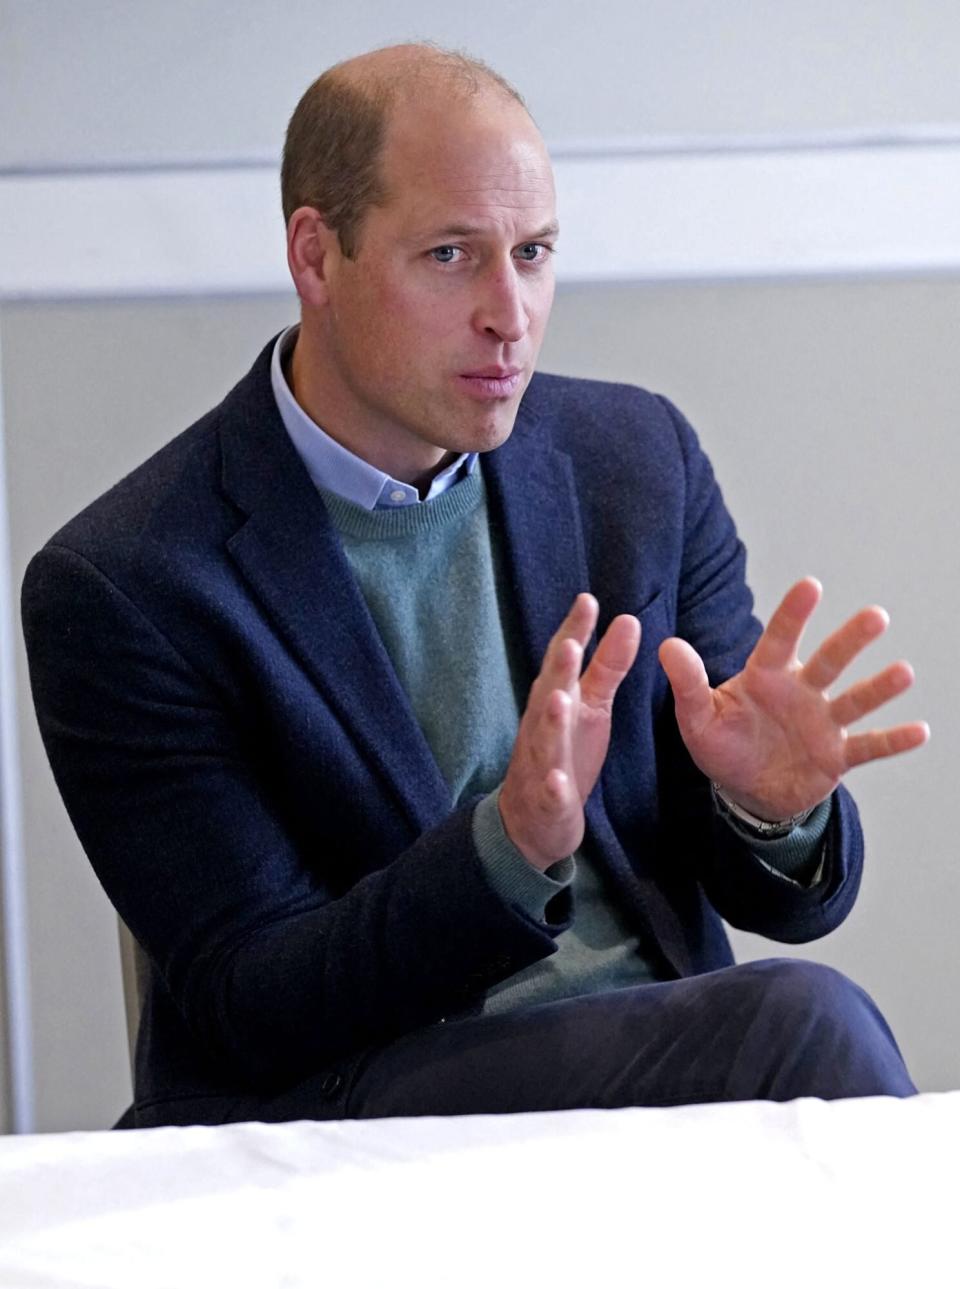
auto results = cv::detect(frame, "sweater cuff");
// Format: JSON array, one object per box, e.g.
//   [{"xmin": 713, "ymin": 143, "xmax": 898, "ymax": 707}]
[
  {"xmin": 718, "ymin": 794, "xmax": 833, "ymax": 887},
  {"xmin": 472, "ymin": 788, "xmax": 575, "ymax": 923}
]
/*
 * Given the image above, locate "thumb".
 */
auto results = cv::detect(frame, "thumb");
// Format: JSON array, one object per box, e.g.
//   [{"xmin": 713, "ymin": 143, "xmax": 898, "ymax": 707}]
[{"xmin": 658, "ymin": 637, "xmax": 714, "ymax": 737}]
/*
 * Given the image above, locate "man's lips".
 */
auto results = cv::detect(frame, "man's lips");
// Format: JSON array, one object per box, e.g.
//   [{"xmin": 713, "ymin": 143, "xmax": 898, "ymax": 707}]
[{"xmin": 457, "ymin": 368, "xmax": 524, "ymax": 399}]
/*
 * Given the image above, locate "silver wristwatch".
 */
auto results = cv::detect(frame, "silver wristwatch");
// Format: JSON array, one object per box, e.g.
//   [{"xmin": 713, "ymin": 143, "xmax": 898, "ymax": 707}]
[{"xmin": 711, "ymin": 782, "xmax": 814, "ymax": 839}]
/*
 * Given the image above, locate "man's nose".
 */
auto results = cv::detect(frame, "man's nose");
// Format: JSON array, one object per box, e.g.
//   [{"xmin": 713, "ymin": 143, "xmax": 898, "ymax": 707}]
[{"xmin": 472, "ymin": 264, "xmax": 528, "ymax": 343}]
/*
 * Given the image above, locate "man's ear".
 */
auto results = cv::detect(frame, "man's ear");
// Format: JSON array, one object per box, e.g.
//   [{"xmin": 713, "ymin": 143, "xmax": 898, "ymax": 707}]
[{"xmin": 287, "ymin": 207, "xmax": 340, "ymax": 308}]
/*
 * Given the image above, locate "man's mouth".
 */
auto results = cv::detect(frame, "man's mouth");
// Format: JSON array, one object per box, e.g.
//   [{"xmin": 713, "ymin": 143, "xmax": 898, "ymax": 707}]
[{"xmin": 457, "ymin": 368, "xmax": 524, "ymax": 399}]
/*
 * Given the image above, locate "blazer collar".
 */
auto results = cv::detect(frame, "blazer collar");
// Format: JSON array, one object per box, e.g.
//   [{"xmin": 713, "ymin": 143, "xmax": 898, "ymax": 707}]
[{"xmin": 219, "ymin": 340, "xmax": 450, "ymax": 833}]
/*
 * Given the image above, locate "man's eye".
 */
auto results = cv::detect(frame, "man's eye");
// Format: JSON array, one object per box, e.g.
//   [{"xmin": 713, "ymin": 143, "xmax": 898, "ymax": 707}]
[
  {"xmin": 430, "ymin": 246, "xmax": 461, "ymax": 264},
  {"xmin": 516, "ymin": 243, "xmax": 553, "ymax": 263}
]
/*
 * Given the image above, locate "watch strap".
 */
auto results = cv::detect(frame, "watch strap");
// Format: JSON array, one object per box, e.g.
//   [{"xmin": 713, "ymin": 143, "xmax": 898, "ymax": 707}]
[{"xmin": 711, "ymin": 782, "xmax": 816, "ymax": 839}]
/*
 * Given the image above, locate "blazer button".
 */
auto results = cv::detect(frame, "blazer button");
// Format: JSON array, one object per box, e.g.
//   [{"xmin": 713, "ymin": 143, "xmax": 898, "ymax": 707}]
[{"xmin": 318, "ymin": 1072, "xmax": 343, "ymax": 1098}]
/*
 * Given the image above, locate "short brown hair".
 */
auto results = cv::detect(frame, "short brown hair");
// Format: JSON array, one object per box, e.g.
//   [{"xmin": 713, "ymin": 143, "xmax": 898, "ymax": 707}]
[{"xmin": 280, "ymin": 46, "xmax": 527, "ymax": 259}]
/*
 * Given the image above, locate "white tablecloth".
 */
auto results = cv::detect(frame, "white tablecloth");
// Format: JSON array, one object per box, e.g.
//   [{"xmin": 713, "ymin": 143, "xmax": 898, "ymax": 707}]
[{"xmin": 1, "ymin": 1093, "xmax": 957, "ymax": 1288}]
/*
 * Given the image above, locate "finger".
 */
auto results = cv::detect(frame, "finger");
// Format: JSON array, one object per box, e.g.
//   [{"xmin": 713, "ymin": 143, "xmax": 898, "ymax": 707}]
[
  {"xmin": 517, "ymin": 682, "xmax": 571, "ymax": 790},
  {"xmin": 538, "ymin": 636, "xmax": 583, "ymax": 702},
  {"xmin": 803, "ymin": 606, "xmax": 890, "ymax": 692},
  {"xmin": 843, "ymin": 720, "xmax": 930, "ymax": 769},
  {"xmin": 549, "ymin": 593, "xmax": 598, "ymax": 655},
  {"xmin": 542, "ymin": 767, "xmax": 577, "ymax": 816},
  {"xmin": 829, "ymin": 660, "xmax": 914, "ymax": 727},
  {"xmin": 658, "ymin": 637, "xmax": 713, "ymax": 736},
  {"xmin": 533, "ymin": 594, "xmax": 597, "ymax": 696},
  {"xmin": 581, "ymin": 614, "xmax": 641, "ymax": 710},
  {"xmin": 550, "ymin": 686, "xmax": 575, "ymax": 776},
  {"xmin": 534, "ymin": 689, "xmax": 580, "ymax": 820},
  {"xmin": 749, "ymin": 577, "xmax": 822, "ymax": 671}
]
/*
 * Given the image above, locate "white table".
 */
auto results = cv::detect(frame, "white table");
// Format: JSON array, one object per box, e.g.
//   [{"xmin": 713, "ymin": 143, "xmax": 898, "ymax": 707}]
[{"xmin": 1, "ymin": 1093, "xmax": 957, "ymax": 1288}]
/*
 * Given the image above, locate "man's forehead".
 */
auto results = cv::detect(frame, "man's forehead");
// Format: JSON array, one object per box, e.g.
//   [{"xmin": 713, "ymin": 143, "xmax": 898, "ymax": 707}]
[
  {"xmin": 384, "ymin": 91, "xmax": 551, "ymax": 177},
  {"xmin": 394, "ymin": 182, "xmax": 557, "ymax": 241},
  {"xmin": 398, "ymin": 213, "xmax": 560, "ymax": 248},
  {"xmin": 405, "ymin": 168, "xmax": 556, "ymax": 209},
  {"xmin": 387, "ymin": 139, "xmax": 554, "ymax": 224}
]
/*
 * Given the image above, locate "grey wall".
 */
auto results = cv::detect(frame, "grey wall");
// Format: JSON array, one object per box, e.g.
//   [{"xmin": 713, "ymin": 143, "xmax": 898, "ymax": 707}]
[
  {"xmin": 543, "ymin": 278, "xmax": 960, "ymax": 1094},
  {"xmin": 1, "ymin": 1, "xmax": 959, "ymax": 1130},
  {"xmin": 2, "ymin": 277, "xmax": 958, "ymax": 1131},
  {"xmin": 1, "ymin": 297, "xmax": 299, "ymax": 1130},
  {"xmin": 3, "ymin": 0, "xmax": 960, "ymax": 169}
]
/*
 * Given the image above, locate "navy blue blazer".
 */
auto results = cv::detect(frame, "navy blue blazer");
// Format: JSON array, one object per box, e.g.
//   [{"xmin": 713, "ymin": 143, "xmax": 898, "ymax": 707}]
[{"xmin": 22, "ymin": 338, "xmax": 863, "ymax": 1124}]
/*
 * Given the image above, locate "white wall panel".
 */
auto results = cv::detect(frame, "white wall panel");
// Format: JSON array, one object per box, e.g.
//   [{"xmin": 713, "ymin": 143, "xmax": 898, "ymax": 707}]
[{"xmin": 3, "ymin": 139, "xmax": 960, "ymax": 301}]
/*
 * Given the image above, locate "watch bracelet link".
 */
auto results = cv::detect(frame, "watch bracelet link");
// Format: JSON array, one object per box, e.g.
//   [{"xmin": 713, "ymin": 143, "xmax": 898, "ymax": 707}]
[{"xmin": 711, "ymin": 782, "xmax": 815, "ymax": 839}]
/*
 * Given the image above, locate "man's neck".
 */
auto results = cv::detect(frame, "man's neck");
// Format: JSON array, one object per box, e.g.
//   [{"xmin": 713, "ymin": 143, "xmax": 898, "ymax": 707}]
[{"xmin": 288, "ymin": 329, "xmax": 455, "ymax": 495}]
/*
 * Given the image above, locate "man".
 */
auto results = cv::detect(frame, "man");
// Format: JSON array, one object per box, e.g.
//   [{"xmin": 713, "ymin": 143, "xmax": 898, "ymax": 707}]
[{"xmin": 22, "ymin": 45, "xmax": 926, "ymax": 1128}]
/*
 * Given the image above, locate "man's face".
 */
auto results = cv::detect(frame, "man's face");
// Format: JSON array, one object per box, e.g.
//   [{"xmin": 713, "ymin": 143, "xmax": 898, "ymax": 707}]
[{"xmin": 315, "ymin": 93, "xmax": 558, "ymax": 472}]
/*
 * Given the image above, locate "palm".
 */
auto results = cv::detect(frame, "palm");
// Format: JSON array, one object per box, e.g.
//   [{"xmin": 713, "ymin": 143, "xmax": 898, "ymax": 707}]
[
  {"xmin": 499, "ymin": 595, "xmax": 642, "ymax": 869},
  {"xmin": 659, "ymin": 578, "xmax": 927, "ymax": 821},
  {"xmin": 692, "ymin": 662, "xmax": 849, "ymax": 818}
]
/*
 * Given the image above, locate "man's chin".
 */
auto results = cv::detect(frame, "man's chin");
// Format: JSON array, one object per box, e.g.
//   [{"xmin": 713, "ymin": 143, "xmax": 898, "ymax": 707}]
[
  {"xmin": 465, "ymin": 399, "xmax": 524, "ymax": 453},
  {"xmin": 408, "ymin": 394, "xmax": 522, "ymax": 458}
]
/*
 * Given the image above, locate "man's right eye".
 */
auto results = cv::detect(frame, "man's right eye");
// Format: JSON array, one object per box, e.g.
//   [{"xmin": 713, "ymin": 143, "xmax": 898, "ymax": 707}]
[{"xmin": 429, "ymin": 246, "xmax": 462, "ymax": 264}]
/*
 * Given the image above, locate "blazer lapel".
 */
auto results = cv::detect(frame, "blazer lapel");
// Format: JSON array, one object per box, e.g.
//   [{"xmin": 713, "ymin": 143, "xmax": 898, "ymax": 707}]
[
  {"xmin": 482, "ymin": 401, "xmax": 591, "ymax": 686},
  {"xmin": 218, "ymin": 346, "xmax": 451, "ymax": 834},
  {"xmin": 485, "ymin": 391, "xmax": 692, "ymax": 976}
]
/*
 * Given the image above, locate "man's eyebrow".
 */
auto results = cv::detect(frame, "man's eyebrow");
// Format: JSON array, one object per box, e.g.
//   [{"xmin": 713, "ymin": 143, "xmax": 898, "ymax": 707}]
[
  {"xmin": 528, "ymin": 221, "xmax": 561, "ymax": 240},
  {"xmin": 412, "ymin": 220, "xmax": 561, "ymax": 242}
]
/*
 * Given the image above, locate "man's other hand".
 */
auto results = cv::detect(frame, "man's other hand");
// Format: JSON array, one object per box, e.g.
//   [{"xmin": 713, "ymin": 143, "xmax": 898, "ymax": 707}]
[
  {"xmin": 499, "ymin": 594, "xmax": 641, "ymax": 871},
  {"xmin": 658, "ymin": 576, "xmax": 930, "ymax": 823}
]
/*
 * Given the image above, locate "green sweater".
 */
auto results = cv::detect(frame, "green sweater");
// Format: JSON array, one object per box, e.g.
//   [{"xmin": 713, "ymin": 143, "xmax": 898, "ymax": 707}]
[{"xmin": 322, "ymin": 470, "xmax": 829, "ymax": 1015}]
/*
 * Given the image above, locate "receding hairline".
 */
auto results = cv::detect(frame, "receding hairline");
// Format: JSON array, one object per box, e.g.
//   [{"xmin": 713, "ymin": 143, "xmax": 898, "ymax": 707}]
[
  {"xmin": 327, "ymin": 42, "xmax": 530, "ymax": 115},
  {"xmin": 280, "ymin": 44, "xmax": 537, "ymax": 254}
]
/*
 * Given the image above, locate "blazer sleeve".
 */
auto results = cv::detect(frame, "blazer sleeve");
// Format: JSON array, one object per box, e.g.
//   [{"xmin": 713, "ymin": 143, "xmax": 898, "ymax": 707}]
[
  {"xmin": 21, "ymin": 543, "xmax": 567, "ymax": 1089},
  {"xmin": 654, "ymin": 395, "xmax": 864, "ymax": 942}
]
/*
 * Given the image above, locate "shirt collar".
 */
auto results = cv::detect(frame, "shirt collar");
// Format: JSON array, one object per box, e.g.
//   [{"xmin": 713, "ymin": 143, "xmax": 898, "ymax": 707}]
[{"xmin": 270, "ymin": 325, "xmax": 476, "ymax": 511}]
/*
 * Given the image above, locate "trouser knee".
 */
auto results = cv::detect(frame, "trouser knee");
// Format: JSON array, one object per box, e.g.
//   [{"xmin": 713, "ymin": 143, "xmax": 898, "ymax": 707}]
[
  {"xmin": 756, "ymin": 958, "xmax": 870, "ymax": 1026},
  {"xmin": 742, "ymin": 958, "xmax": 914, "ymax": 1099}
]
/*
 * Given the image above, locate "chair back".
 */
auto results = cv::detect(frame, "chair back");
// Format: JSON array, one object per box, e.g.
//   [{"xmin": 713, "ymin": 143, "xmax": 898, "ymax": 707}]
[{"xmin": 117, "ymin": 919, "xmax": 149, "ymax": 1074}]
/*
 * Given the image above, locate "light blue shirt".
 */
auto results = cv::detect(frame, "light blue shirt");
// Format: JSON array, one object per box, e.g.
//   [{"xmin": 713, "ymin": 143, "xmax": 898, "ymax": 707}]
[{"xmin": 270, "ymin": 325, "xmax": 477, "ymax": 510}]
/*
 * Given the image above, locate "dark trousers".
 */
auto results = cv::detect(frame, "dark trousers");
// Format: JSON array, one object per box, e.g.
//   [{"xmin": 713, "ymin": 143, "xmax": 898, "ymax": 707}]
[{"xmin": 250, "ymin": 958, "xmax": 916, "ymax": 1125}]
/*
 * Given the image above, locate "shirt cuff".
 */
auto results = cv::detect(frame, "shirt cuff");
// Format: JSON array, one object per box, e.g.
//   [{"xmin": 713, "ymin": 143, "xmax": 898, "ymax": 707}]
[
  {"xmin": 472, "ymin": 788, "xmax": 575, "ymax": 923},
  {"xmin": 717, "ymin": 794, "xmax": 833, "ymax": 887}
]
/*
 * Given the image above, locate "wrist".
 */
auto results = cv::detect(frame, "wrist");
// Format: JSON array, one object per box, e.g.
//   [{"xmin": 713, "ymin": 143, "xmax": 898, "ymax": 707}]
[
  {"xmin": 497, "ymin": 784, "xmax": 573, "ymax": 873},
  {"xmin": 711, "ymin": 783, "xmax": 817, "ymax": 839}
]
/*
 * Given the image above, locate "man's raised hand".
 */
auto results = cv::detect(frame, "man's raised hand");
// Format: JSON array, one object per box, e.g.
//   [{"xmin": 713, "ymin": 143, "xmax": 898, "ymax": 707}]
[
  {"xmin": 499, "ymin": 594, "xmax": 641, "ymax": 871},
  {"xmin": 657, "ymin": 577, "xmax": 929, "ymax": 823}
]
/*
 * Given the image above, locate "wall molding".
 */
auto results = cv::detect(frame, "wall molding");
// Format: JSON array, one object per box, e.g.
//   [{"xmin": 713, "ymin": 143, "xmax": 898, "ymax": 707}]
[
  {"xmin": 1, "ymin": 133, "xmax": 959, "ymax": 300},
  {"xmin": 0, "ymin": 330, "xmax": 35, "ymax": 1133}
]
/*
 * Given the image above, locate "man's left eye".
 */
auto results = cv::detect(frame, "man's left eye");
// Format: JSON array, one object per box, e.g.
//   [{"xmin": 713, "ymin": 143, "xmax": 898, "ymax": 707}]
[{"xmin": 516, "ymin": 243, "xmax": 551, "ymax": 262}]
